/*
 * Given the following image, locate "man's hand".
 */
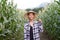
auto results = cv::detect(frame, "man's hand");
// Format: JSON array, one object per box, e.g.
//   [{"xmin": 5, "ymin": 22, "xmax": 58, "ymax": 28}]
[{"xmin": 38, "ymin": 19, "xmax": 42, "ymax": 23}]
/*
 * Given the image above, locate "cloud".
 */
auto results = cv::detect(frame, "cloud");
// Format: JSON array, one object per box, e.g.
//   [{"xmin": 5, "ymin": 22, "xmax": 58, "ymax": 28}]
[{"xmin": 8, "ymin": 0, "xmax": 52, "ymax": 9}]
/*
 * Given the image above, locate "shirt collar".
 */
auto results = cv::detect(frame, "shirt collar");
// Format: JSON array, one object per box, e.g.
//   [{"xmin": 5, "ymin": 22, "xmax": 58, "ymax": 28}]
[{"xmin": 26, "ymin": 20, "xmax": 38, "ymax": 26}]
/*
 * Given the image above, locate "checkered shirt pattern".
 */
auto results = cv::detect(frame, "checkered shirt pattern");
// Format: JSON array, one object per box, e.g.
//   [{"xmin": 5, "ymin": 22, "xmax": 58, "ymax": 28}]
[{"xmin": 24, "ymin": 21, "xmax": 43, "ymax": 40}]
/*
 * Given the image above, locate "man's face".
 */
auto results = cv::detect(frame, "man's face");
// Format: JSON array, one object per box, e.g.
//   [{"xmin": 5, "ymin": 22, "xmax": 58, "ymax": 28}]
[{"xmin": 28, "ymin": 13, "xmax": 35, "ymax": 20}]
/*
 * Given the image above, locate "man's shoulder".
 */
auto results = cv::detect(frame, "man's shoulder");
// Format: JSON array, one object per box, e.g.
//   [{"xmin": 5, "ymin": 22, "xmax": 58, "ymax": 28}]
[
  {"xmin": 34, "ymin": 20, "xmax": 42, "ymax": 25},
  {"xmin": 34, "ymin": 20, "xmax": 39, "ymax": 24}
]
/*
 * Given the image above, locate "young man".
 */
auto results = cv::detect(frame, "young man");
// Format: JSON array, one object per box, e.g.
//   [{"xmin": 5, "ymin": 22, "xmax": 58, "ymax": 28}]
[{"xmin": 24, "ymin": 11, "xmax": 43, "ymax": 40}]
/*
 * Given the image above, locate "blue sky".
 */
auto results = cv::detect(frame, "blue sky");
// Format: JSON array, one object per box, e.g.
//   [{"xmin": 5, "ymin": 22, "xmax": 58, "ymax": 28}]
[{"xmin": 8, "ymin": 0, "xmax": 53, "ymax": 9}]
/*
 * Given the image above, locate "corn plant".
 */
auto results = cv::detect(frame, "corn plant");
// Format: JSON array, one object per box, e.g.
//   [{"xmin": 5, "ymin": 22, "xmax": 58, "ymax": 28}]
[
  {"xmin": 39, "ymin": 1, "xmax": 60, "ymax": 40},
  {"xmin": 0, "ymin": 0, "xmax": 24, "ymax": 40}
]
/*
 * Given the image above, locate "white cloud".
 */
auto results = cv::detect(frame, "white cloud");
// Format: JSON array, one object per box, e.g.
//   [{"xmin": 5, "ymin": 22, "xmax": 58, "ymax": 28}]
[{"xmin": 8, "ymin": 0, "xmax": 52, "ymax": 9}]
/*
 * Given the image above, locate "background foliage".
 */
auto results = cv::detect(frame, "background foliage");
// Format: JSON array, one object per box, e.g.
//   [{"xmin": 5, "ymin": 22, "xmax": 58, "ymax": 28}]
[
  {"xmin": 39, "ymin": 1, "xmax": 60, "ymax": 40},
  {"xmin": 0, "ymin": 0, "xmax": 24, "ymax": 40}
]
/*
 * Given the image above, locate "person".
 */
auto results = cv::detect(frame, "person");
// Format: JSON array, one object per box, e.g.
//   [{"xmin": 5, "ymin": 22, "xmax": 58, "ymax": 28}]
[{"xmin": 24, "ymin": 11, "xmax": 43, "ymax": 40}]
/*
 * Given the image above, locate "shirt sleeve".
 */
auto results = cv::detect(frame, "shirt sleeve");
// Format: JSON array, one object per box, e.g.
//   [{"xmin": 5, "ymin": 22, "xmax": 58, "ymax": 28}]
[
  {"xmin": 37, "ymin": 21, "xmax": 44, "ymax": 32},
  {"xmin": 24, "ymin": 24, "xmax": 27, "ymax": 40}
]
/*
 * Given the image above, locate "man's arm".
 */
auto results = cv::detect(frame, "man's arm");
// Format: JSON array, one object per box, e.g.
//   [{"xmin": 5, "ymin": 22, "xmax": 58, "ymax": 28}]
[{"xmin": 38, "ymin": 19, "xmax": 44, "ymax": 32}]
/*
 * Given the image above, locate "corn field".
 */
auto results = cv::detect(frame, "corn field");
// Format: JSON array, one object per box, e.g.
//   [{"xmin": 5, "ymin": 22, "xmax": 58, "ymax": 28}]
[
  {"xmin": 39, "ymin": 1, "xmax": 60, "ymax": 40},
  {"xmin": 0, "ymin": 0, "xmax": 60, "ymax": 40}
]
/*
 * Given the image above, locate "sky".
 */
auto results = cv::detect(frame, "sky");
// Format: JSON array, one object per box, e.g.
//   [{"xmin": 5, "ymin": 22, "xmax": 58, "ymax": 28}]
[{"xmin": 8, "ymin": 0, "xmax": 53, "ymax": 9}]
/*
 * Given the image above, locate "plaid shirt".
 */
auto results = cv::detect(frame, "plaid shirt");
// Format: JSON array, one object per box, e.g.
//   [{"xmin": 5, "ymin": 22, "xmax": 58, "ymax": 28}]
[{"xmin": 24, "ymin": 21, "xmax": 43, "ymax": 40}]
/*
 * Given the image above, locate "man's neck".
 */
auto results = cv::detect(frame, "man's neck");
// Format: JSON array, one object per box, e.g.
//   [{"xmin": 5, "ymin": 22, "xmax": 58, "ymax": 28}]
[{"xmin": 29, "ymin": 19, "xmax": 34, "ymax": 22}]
